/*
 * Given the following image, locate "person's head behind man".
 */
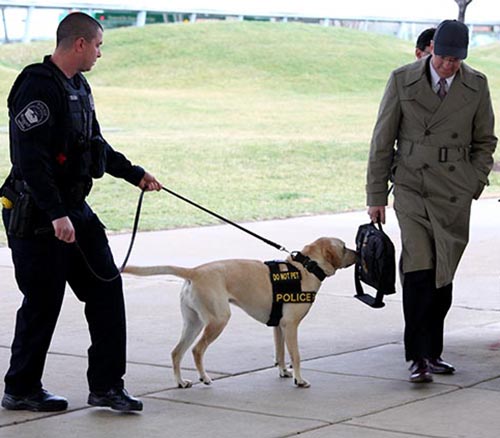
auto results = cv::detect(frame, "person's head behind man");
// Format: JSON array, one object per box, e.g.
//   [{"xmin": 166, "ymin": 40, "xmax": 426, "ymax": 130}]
[
  {"xmin": 53, "ymin": 12, "xmax": 103, "ymax": 74},
  {"xmin": 415, "ymin": 27, "xmax": 435, "ymax": 59},
  {"xmin": 430, "ymin": 20, "xmax": 469, "ymax": 79}
]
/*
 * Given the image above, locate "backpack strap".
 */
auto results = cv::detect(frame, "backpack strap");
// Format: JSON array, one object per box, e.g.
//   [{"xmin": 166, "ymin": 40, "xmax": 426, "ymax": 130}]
[{"xmin": 354, "ymin": 268, "xmax": 385, "ymax": 308}]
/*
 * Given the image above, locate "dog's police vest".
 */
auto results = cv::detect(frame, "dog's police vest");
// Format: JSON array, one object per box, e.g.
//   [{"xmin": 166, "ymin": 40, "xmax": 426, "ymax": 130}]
[{"xmin": 264, "ymin": 261, "xmax": 316, "ymax": 326}]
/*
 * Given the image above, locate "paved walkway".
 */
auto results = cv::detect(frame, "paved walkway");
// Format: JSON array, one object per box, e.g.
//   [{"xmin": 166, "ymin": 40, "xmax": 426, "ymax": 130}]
[{"xmin": 0, "ymin": 199, "xmax": 499, "ymax": 438}]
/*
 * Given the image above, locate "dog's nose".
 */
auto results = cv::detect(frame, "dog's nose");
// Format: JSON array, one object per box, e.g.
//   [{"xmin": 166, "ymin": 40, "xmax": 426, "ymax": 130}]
[{"xmin": 344, "ymin": 249, "xmax": 358, "ymax": 266}]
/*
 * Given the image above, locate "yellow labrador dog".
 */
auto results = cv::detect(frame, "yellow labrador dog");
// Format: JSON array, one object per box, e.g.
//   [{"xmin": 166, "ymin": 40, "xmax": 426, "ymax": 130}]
[{"xmin": 124, "ymin": 237, "xmax": 356, "ymax": 388}]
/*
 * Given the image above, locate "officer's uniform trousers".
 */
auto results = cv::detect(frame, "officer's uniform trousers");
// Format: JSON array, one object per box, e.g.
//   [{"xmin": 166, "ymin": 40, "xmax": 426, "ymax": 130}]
[{"xmin": 2, "ymin": 203, "xmax": 126, "ymax": 396}]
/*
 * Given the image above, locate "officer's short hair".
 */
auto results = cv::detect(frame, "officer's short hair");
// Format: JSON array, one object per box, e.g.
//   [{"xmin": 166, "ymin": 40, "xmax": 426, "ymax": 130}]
[{"xmin": 56, "ymin": 12, "xmax": 103, "ymax": 48}]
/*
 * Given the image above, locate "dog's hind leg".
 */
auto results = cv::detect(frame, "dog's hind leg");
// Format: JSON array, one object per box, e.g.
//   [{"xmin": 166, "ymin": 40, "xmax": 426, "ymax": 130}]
[
  {"xmin": 274, "ymin": 326, "xmax": 292, "ymax": 378},
  {"xmin": 192, "ymin": 314, "xmax": 229, "ymax": 385},
  {"xmin": 172, "ymin": 305, "xmax": 204, "ymax": 389}
]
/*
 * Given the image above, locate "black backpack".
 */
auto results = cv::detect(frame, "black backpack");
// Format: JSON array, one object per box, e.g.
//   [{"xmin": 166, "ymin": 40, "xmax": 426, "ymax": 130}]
[{"xmin": 354, "ymin": 221, "xmax": 396, "ymax": 308}]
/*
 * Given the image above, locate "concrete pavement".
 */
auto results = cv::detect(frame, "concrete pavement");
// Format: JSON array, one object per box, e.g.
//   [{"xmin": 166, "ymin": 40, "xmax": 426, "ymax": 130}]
[{"xmin": 0, "ymin": 198, "xmax": 499, "ymax": 438}]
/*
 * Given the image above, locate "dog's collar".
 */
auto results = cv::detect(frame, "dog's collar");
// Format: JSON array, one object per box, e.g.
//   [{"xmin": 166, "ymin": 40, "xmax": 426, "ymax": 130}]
[{"xmin": 290, "ymin": 251, "xmax": 326, "ymax": 281}]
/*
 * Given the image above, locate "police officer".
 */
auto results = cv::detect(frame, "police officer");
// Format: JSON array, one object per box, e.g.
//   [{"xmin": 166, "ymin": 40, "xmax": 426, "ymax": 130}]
[{"xmin": 1, "ymin": 12, "xmax": 162, "ymax": 412}]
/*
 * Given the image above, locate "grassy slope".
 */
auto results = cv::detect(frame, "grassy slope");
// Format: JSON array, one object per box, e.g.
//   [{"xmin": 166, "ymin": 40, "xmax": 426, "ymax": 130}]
[{"xmin": 0, "ymin": 22, "xmax": 498, "ymax": 232}]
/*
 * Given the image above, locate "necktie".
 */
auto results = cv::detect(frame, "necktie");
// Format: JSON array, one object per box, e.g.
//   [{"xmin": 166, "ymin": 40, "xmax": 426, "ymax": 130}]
[{"xmin": 438, "ymin": 78, "xmax": 447, "ymax": 100}]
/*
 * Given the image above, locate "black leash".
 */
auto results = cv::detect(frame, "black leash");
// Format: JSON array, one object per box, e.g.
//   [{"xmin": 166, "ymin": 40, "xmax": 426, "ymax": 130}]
[
  {"xmin": 161, "ymin": 186, "xmax": 290, "ymax": 254},
  {"xmin": 79, "ymin": 186, "xmax": 330, "ymax": 282},
  {"xmin": 77, "ymin": 186, "xmax": 290, "ymax": 281},
  {"xmin": 161, "ymin": 186, "xmax": 327, "ymax": 281},
  {"xmin": 75, "ymin": 189, "xmax": 146, "ymax": 282}
]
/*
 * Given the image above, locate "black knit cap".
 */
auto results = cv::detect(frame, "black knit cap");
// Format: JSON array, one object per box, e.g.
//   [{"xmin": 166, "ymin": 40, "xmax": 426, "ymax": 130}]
[{"xmin": 433, "ymin": 20, "xmax": 469, "ymax": 59}]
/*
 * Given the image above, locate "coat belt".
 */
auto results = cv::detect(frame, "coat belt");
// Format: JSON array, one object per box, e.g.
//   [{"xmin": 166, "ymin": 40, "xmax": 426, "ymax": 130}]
[{"xmin": 397, "ymin": 140, "xmax": 470, "ymax": 163}]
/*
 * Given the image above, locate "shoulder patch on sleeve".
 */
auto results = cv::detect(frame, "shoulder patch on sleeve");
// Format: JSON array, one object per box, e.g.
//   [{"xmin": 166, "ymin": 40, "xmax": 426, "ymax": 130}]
[{"xmin": 14, "ymin": 100, "xmax": 50, "ymax": 132}]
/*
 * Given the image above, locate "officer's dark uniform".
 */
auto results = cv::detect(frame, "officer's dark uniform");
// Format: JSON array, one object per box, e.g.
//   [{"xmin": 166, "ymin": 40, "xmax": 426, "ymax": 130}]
[{"xmin": 1, "ymin": 56, "xmax": 145, "ymax": 396}]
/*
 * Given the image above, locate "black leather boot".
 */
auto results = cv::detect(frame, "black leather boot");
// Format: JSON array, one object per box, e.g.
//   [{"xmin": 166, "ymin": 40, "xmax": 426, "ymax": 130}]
[
  {"xmin": 2, "ymin": 389, "xmax": 68, "ymax": 412},
  {"xmin": 88, "ymin": 387, "xmax": 143, "ymax": 411}
]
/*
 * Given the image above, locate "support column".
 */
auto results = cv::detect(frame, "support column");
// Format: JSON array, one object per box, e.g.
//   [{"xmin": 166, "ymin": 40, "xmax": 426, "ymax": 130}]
[
  {"xmin": 22, "ymin": 6, "xmax": 34, "ymax": 43},
  {"xmin": 1, "ymin": 7, "xmax": 9, "ymax": 43},
  {"xmin": 136, "ymin": 10, "xmax": 146, "ymax": 27}
]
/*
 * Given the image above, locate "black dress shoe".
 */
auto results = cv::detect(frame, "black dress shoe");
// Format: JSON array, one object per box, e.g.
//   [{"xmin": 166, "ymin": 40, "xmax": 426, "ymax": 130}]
[
  {"xmin": 88, "ymin": 388, "xmax": 143, "ymax": 412},
  {"xmin": 1, "ymin": 389, "xmax": 68, "ymax": 412},
  {"xmin": 429, "ymin": 357, "xmax": 455, "ymax": 374},
  {"xmin": 409, "ymin": 359, "xmax": 433, "ymax": 383}
]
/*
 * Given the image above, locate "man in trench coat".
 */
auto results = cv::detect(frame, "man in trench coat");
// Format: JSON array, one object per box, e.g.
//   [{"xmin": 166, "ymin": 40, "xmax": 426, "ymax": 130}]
[{"xmin": 366, "ymin": 20, "xmax": 497, "ymax": 383}]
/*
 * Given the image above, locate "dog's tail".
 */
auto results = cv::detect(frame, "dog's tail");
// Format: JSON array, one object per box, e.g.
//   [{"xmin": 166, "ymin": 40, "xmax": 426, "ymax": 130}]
[{"xmin": 123, "ymin": 265, "xmax": 193, "ymax": 279}]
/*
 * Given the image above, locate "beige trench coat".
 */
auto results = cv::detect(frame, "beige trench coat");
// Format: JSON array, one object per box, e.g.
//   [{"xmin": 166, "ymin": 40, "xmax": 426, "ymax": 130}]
[{"xmin": 366, "ymin": 57, "xmax": 497, "ymax": 288}]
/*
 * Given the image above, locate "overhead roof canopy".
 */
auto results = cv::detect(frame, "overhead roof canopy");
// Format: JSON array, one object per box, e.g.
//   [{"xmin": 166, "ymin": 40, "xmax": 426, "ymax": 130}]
[{"xmin": 0, "ymin": 0, "xmax": 498, "ymax": 24}]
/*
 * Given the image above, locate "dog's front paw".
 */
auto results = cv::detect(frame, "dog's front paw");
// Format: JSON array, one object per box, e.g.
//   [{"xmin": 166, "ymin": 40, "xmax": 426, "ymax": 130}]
[
  {"xmin": 177, "ymin": 379, "xmax": 193, "ymax": 389},
  {"xmin": 279, "ymin": 368, "xmax": 293, "ymax": 378},
  {"xmin": 294, "ymin": 378, "xmax": 311, "ymax": 388},
  {"xmin": 199, "ymin": 375, "xmax": 212, "ymax": 385}
]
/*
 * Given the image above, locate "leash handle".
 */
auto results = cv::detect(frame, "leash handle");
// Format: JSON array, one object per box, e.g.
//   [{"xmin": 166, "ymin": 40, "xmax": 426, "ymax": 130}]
[{"xmin": 161, "ymin": 186, "xmax": 289, "ymax": 253}]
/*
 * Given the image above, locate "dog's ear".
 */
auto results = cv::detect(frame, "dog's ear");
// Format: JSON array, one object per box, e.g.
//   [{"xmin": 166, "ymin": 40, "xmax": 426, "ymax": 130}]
[{"xmin": 323, "ymin": 244, "xmax": 342, "ymax": 271}]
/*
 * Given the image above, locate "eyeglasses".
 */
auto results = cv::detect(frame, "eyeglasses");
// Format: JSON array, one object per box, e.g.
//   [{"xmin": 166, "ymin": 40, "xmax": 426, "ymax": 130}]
[{"xmin": 435, "ymin": 55, "xmax": 461, "ymax": 64}]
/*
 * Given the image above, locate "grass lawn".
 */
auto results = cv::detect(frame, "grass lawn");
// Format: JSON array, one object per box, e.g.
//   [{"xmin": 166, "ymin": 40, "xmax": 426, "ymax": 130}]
[{"xmin": 0, "ymin": 22, "xmax": 499, "ymax": 236}]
